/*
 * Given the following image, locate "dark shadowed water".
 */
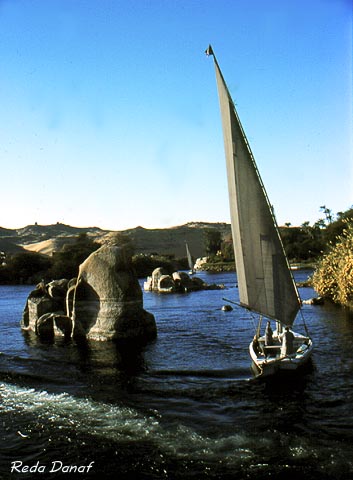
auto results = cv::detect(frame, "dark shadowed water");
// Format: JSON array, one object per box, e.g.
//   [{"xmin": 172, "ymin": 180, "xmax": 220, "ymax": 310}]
[{"xmin": 1, "ymin": 270, "xmax": 353, "ymax": 479}]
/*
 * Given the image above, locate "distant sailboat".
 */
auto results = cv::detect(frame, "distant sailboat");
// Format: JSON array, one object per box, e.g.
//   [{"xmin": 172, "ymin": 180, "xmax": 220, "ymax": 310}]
[
  {"xmin": 185, "ymin": 242, "xmax": 195, "ymax": 275},
  {"xmin": 207, "ymin": 45, "xmax": 313, "ymax": 377}
]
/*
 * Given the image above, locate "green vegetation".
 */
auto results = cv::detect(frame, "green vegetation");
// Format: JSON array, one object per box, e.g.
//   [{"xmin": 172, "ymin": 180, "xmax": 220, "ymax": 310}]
[
  {"xmin": 279, "ymin": 224, "xmax": 323, "ymax": 262},
  {"xmin": 0, "ymin": 252, "xmax": 52, "ymax": 285},
  {"xmin": 204, "ymin": 229, "xmax": 222, "ymax": 256},
  {"xmin": 312, "ymin": 219, "xmax": 353, "ymax": 308}
]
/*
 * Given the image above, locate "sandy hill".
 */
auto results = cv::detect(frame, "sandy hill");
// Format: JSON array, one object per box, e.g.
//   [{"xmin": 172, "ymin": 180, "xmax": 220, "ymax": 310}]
[
  {"xmin": 119, "ymin": 223, "xmax": 231, "ymax": 258},
  {"xmin": 0, "ymin": 223, "xmax": 109, "ymax": 256},
  {"xmin": 21, "ymin": 238, "xmax": 76, "ymax": 256},
  {"xmin": 0, "ymin": 222, "xmax": 231, "ymax": 258}
]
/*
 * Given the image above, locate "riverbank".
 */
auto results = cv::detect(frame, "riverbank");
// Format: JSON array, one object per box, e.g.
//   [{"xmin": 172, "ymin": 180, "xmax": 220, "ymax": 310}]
[
  {"xmin": 197, "ymin": 261, "xmax": 316, "ymax": 274},
  {"xmin": 196, "ymin": 261, "xmax": 235, "ymax": 273}
]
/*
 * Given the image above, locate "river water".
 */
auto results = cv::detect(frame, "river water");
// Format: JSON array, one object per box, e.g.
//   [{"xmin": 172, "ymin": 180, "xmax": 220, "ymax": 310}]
[{"xmin": 0, "ymin": 270, "xmax": 352, "ymax": 479}]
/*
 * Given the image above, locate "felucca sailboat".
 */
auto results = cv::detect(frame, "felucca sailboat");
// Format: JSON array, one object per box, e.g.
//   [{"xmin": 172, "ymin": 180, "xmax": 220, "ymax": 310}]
[
  {"xmin": 207, "ymin": 46, "xmax": 313, "ymax": 377},
  {"xmin": 185, "ymin": 242, "xmax": 195, "ymax": 275}
]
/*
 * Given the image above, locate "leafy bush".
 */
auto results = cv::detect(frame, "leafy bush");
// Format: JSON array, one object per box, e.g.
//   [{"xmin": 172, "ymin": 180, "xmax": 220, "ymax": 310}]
[
  {"xmin": 1, "ymin": 252, "xmax": 53, "ymax": 284},
  {"xmin": 204, "ymin": 229, "xmax": 222, "ymax": 256},
  {"xmin": 312, "ymin": 220, "xmax": 353, "ymax": 307},
  {"xmin": 280, "ymin": 225, "xmax": 323, "ymax": 261}
]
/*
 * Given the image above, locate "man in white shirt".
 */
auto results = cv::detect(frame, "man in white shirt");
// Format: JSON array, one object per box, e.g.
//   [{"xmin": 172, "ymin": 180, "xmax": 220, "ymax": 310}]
[{"xmin": 280, "ymin": 326, "xmax": 295, "ymax": 357}]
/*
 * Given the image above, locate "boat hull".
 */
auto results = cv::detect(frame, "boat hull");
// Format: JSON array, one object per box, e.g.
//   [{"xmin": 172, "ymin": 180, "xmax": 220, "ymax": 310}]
[{"xmin": 249, "ymin": 331, "xmax": 313, "ymax": 378}]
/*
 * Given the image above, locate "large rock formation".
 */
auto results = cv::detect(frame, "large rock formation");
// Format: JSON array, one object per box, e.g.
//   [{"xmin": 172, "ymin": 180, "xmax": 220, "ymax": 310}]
[
  {"xmin": 72, "ymin": 245, "xmax": 156, "ymax": 341},
  {"xmin": 143, "ymin": 267, "xmax": 224, "ymax": 293},
  {"xmin": 21, "ymin": 245, "xmax": 156, "ymax": 343}
]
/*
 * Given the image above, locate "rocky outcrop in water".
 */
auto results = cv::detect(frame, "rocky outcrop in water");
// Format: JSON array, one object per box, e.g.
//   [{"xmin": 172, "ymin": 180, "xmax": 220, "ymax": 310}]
[
  {"xmin": 21, "ymin": 245, "xmax": 156, "ymax": 343},
  {"xmin": 143, "ymin": 267, "xmax": 224, "ymax": 293},
  {"xmin": 22, "ymin": 279, "xmax": 69, "ymax": 333},
  {"xmin": 194, "ymin": 257, "xmax": 209, "ymax": 271},
  {"xmin": 72, "ymin": 245, "xmax": 156, "ymax": 341},
  {"xmin": 36, "ymin": 312, "xmax": 72, "ymax": 338},
  {"xmin": 302, "ymin": 296, "xmax": 324, "ymax": 305}
]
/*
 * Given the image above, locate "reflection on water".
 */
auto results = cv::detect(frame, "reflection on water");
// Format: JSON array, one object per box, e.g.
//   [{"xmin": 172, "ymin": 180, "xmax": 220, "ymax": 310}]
[{"xmin": 22, "ymin": 329, "xmax": 147, "ymax": 374}]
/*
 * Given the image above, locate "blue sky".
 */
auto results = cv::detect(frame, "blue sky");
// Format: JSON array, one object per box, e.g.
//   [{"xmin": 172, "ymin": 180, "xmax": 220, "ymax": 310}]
[{"xmin": 0, "ymin": 0, "xmax": 351, "ymax": 230}]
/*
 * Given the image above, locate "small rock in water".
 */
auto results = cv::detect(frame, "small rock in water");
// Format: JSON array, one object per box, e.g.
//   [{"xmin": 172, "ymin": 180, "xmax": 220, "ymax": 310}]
[
  {"xmin": 302, "ymin": 297, "xmax": 324, "ymax": 305},
  {"xmin": 221, "ymin": 304, "xmax": 233, "ymax": 312}
]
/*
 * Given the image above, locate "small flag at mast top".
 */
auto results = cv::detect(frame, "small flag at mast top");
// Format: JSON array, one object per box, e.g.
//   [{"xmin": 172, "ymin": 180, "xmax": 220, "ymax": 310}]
[{"xmin": 205, "ymin": 45, "xmax": 214, "ymax": 56}]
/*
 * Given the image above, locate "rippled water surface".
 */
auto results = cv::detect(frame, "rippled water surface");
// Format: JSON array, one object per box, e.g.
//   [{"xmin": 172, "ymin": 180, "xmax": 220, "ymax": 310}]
[{"xmin": 1, "ymin": 271, "xmax": 353, "ymax": 479}]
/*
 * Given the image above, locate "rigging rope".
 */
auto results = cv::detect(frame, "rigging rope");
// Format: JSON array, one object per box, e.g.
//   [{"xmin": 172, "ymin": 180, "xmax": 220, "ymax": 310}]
[{"xmin": 299, "ymin": 308, "xmax": 311, "ymax": 337}]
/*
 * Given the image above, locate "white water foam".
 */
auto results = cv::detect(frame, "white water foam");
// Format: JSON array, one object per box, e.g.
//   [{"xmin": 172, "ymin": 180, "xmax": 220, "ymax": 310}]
[{"xmin": 0, "ymin": 382, "xmax": 263, "ymax": 464}]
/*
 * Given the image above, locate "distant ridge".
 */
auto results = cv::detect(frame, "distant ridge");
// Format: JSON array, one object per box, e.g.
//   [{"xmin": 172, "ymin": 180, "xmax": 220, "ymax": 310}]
[
  {"xmin": 15, "ymin": 223, "xmax": 106, "ymax": 242},
  {"xmin": 0, "ymin": 222, "xmax": 231, "ymax": 258}
]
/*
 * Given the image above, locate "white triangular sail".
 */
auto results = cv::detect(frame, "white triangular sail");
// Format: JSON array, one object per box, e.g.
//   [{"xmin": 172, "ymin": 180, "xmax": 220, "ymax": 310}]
[
  {"xmin": 210, "ymin": 48, "xmax": 300, "ymax": 326},
  {"xmin": 185, "ymin": 242, "xmax": 194, "ymax": 272}
]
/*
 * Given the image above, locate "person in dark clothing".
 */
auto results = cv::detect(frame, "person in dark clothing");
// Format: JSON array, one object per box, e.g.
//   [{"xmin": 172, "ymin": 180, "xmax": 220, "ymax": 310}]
[{"xmin": 265, "ymin": 321, "xmax": 273, "ymax": 346}]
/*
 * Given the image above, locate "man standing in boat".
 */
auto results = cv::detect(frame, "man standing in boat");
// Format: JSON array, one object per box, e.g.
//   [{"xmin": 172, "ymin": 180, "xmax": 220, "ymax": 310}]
[
  {"xmin": 280, "ymin": 326, "xmax": 295, "ymax": 357},
  {"xmin": 265, "ymin": 321, "xmax": 273, "ymax": 347},
  {"xmin": 264, "ymin": 321, "xmax": 274, "ymax": 357}
]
